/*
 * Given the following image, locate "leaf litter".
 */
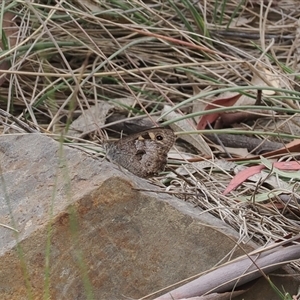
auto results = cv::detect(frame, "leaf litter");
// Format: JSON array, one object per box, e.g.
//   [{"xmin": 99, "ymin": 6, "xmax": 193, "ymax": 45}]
[{"xmin": 1, "ymin": 0, "xmax": 300, "ymax": 285}]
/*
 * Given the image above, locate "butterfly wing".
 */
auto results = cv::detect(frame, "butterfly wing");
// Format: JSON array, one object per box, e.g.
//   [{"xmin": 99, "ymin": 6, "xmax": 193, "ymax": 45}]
[{"xmin": 106, "ymin": 128, "xmax": 175, "ymax": 177}]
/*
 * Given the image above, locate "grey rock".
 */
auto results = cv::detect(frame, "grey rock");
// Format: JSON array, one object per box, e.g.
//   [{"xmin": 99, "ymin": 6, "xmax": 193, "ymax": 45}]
[{"xmin": 0, "ymin": 134, "xmax": 298, "ymax": 300}]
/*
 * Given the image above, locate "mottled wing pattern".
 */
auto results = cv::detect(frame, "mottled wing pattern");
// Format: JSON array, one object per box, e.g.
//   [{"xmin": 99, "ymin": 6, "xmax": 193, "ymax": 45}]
[{"xmin": 106, "ymin": 128, "xmax": 175, "ymax": 177}]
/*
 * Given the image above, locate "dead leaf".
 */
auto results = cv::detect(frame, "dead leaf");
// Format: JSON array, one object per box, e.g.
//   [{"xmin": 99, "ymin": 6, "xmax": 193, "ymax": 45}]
[
  {"xmin": 178, "ymin": 289, "xmax": 246, "ymax": 300},
  {"xmin": 223, "ymin": 165, "xmax": 265, "ymax": 195},
  {"xmin": 230, "ymin": 16, "xmax": 255, "ymax": 27},
  {"xmin": 162, "ymin": 105, "xmax": 212, "ymax": 156},
  {"xmin": 223, "ymin": 158, "xmax": 300, "ymax": 195},
  {"xmin": 69, "ymin": 102, "xmax": 113, "ymax": 137},
  {"xmin": 197, "ymin": 94, "xmax": 241, "ymax": 129},
  {"xmin": 155, "ymin": 235, "xmax": 300, "ymax": 300},
  {"xmin": 227, "ymin": 139, "xmax": 300, "ymax": 162},
  {"xmin": 214, "ymin": 145, "xmax": 251, "ymax": 158},
  {"xmin": 249, "ymin": 64, "xmax": 281, "ymax": 96}
]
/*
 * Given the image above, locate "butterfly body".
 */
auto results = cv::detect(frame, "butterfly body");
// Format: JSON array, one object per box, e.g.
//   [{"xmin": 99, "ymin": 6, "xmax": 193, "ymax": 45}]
[{"xmin": 105, "ymin": 128, "xmax": 175, "ymax": 177}]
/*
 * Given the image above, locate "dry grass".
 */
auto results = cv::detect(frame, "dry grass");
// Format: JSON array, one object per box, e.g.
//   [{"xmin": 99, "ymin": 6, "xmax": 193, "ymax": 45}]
[{"xmin": 1, "ymin": 0, "xmax": 300, "ymax": 275}]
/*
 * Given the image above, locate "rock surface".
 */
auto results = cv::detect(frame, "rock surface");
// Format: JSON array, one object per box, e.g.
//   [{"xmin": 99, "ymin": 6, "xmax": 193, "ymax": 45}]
[{"xmin": 0, "ymin": 134, "xmax": 298, "ymax": 299}]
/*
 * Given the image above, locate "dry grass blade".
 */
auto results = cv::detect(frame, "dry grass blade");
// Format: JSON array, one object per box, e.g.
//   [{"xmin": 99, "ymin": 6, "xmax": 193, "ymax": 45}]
[
  {"xmin": 154, "ymin": 235, "xmax": 300, "ymax": 299},
  {"xmin": 1, "ymin": 0, "xmax": 300, "ymax": 287}
]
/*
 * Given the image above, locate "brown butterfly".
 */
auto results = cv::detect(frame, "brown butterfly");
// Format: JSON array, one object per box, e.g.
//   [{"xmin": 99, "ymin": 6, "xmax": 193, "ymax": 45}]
[{"xmin": 105, "ymin": 128, "xmax": 176, "ymax": 178}]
